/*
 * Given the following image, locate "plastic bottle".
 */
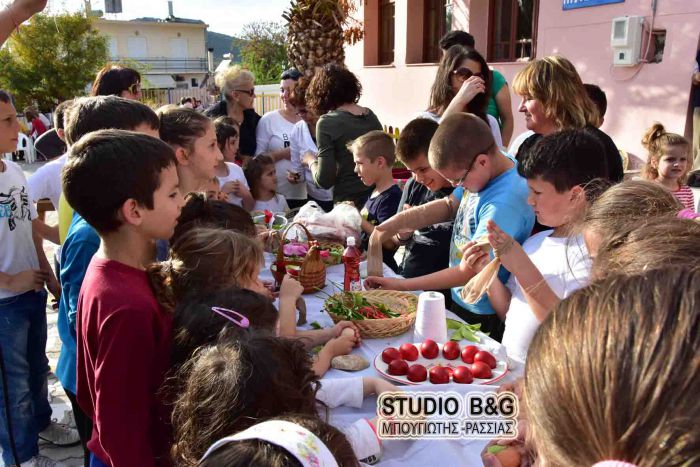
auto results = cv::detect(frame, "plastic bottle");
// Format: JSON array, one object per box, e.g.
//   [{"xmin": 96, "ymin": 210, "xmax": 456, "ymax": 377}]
[{"xmin": 343, "ymin": 236, "xmax": 362, "ymax": 292}]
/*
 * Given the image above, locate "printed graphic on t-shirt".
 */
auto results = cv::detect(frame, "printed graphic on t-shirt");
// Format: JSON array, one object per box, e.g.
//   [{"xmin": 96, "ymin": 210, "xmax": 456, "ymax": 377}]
[
  {"xmin": 283, "ymin": 133, "xmax": 290, "ymax": 148},
  {"xmin": 449, "ymin": 193, "xmax": 478, "ymax": 265},
  {"xmin": 0, "ymin": 185, "xmax": 30, "ymax": 231}
]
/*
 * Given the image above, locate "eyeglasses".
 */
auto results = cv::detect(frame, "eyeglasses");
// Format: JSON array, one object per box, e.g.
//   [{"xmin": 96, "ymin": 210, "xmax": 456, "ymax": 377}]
[
  {"xmin": 235, "ymin": 89, "xmax": 255, "ymax": 97},
  {"xmin": 444, "ymin": 143, "xmax": 495, "ymax": 187},
  {"xmin": 452, "ymin": 67, "xmax": 483, "ymax": 80},
  {"xmin": 127, "ymin": 82, "xmax": 141, "ymax": 95}
]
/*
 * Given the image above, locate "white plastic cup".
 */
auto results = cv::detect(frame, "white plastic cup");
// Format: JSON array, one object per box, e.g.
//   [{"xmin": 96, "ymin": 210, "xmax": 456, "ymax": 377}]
[{"xmin": 413, "ymin": 291, "xmax": 448, "ymax": 343}]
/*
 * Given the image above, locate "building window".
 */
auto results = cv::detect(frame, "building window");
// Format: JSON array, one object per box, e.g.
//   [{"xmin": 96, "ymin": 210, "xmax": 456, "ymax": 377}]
[
  {"xmin": 378, "ymin": 0, "xmax": 395, "ymax": 65},
  {"xmin": 423, "ymin": 0, "xmax": 447, "ymax": 63},
  {"xmin": 489, "ymin": 0, "xmax": 538, "ymax": 62}
]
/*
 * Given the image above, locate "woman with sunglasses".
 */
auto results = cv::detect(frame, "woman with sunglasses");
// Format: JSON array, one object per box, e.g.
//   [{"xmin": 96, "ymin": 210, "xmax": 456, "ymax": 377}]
[
  {"xmin": 205, "ymin": 65, "xmax": 261, "ymax": 163},
  {"xmin": 91, "ymin": 64, "xmax": 142, "ymax": 101},
  {"xmin": 420, "ymin": 45, "xmax": 503, "ymax": 148}
]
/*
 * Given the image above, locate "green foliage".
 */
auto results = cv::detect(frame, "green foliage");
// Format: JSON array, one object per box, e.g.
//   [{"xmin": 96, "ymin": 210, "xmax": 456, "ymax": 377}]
[
  {"xmin": 234, "ymin": 21, "xmax": 288, "ymax": 85},
  {"xmin": 0, "ymin": 12, "xmax": 108, "ymax": 110}
]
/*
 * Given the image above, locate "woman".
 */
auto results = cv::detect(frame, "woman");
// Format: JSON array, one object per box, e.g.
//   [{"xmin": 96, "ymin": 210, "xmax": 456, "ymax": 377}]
[
  {"xmin": 205, "ymin": 65, "xmax": 261, "ymax": 161},
  {"xmin": 302, "ymin": 64, "xmax": 382, "ymax": 207},
  {"xmin": 421, "ymin": 45, "xmax": 503, "ymax": 148},
  {"xmin": 91, "ymin": 64, "xmax": 142, "ymax": 100},
  {"xmin": 512, "ymin": 55, "xmax": 623, "ymax": 182},
  {"xmin": 255, "ymin": 68, "xmax": 307, "ymax": 209}
]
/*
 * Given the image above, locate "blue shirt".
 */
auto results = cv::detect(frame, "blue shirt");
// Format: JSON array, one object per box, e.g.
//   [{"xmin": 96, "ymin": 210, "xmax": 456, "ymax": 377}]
[
  {"xmin": 449, "ymin": 157, "xmax": 535, "ymax": 315},
  {"xmin": 56, "ymin": 213, "xmax": 100, "ymax": 393}
]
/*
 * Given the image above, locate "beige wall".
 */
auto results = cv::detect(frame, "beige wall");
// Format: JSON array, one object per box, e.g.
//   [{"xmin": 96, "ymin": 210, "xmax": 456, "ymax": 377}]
[{"xmin": 94, "ymin": 19, "xmax": 206, "ymax": 59}]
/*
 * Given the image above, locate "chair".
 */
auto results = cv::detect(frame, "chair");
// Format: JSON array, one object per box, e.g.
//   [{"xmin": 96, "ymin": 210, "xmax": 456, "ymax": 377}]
[{"xmin": 16, "ymin": 132, "xmax": 36, "ymax": 163}]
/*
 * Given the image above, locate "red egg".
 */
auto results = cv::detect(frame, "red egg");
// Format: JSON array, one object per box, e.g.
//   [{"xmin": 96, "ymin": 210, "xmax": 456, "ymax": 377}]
[
  {"xmin": 429, "ymin": 366, "xmax": 450, "ymax": 384},
  {"xmin": 452, "ymin": 366, "xmax": 474, "ymax": 384},
  {"xmin": 406, "ymin": 364, "xmax": 428, "ymax": 382},
  {"xmin": 399, "ymin": 343, "xmax": 419, "ymax": 361},
  {"xmin": 474, "ymin": 351, "xmax": 497, "ymax": 369},
  {"xmin": 471, "ymin": 361, "xmax": 493, "ymax": 379},
  {"xmin": 382, "ymin": 347, "xmax": 401, "ymax": 364},
  {"xmin": 387, "ymin": 359, "xmax": 409, "ymax": 376},
  {"xmin": 420, "ymin": 339, "xmax": 439, "ymax": 359},
  {"xmin": 442, "ymin": 341, "xmax": 460, "ymax": 360},
  {"xmin": 461, "ymin": 345, "xmax": 479, "ymax": 364}
]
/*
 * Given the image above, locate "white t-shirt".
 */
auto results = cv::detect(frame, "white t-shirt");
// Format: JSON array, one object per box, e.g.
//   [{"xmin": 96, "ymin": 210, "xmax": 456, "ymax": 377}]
[
  {"xmin": 256, "ymin": 110, "xmax": 307, "ymax": 200},
  {"xmin": 1, "ymin": 160, "xmax": 40, "ymax": 299},
  {"xmin": 507, "ymin": 130, "xmax": 535, "ymax": 157},
  {"xmin": 289, "ymin": 120, "xmax": 333, "ymax": 202},
  {"xmin": 253, "ymin": 194, "xmax": 289, "ymax": 213},
  {"xmin": 416, "ymin": 111, "xmax": 504, "ymax": 148},
  {"xmin": 27, "ymin": 153, "xmax": 67, "ymax": 210},
  {"xmin": 502, "ymin": 231, "xmax": 590, "ymax": 363},
  {"xmin": 217, "ymin": 162, "xmax": 249, "ymax": 207}
]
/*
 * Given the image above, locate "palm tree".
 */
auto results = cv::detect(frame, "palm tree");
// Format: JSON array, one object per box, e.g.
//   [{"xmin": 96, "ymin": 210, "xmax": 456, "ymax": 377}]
[{"xmin": 283, "ymin": 0, "xmax": 363, "ymax": 78}]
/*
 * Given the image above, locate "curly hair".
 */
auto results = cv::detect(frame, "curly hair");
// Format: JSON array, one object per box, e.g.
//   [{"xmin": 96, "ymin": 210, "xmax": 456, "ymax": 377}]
[
  {"xmin": 171, "ymin": 333, "xmax": 320, "ymax": 466},
  {"xmin": 215, "ymin": 65, "xmax": 255, "ymax": 102},
  {"xmin": 641, "ymin": 122, "xmax": 691, "ymax": 183},
  {"xmin": 306, "ymin": 64, "xmax": 362, "ymax": 116}
]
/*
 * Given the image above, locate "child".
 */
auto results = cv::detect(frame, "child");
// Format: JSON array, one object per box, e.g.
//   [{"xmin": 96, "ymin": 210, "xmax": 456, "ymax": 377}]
[
  {"xmin": 172, "ymin": 334, "xmax": 395, "ymax": 466},
  {"xmin": 56, "ymin": 96, "xmax": 163, "ymax": 462},
  {"xmin": 0, "ymin": 90, "xmax": 68, "ymax": 467},
  {"xmin": 199, "ymin": 414, "xmax": 359, "ymax": 467},
  {"xmin": 158, "ymin": 105, "xmax": 224, "ymax": 195},
  {"xmin": 171, "ymin": 192, "xmax": 257, "ymax": 243},
  {"xmin": 518, "ymin": 267, "xmax": 700, "ymax": 466},
  {"xmin": 63, "ymin": 130, "xmax": 185, "ymax": 466},
  {"xmin": 463, "ymin": 129, "xmax": 608, "ymax": 362},
  {"xmin": 642, "ymin": 123, "xmax": 696, "ymax": 211},
  {"xmin": 392, "ymin": 118, "xmax": 454, "ymax": 296},
  {"xmin": 213, "ymin": 116, "xmax": 255, "ymax": 210},
  {"xmin": 366, "ymin": 113, "xmax": 535, "ymax": 341},
  {"xmin": 244, "ymin": 154, "xmax": 290, "ymax": 213},
  {"xmin": 350, "ymin": 130, "xmax": 402, "ymax": 273}
]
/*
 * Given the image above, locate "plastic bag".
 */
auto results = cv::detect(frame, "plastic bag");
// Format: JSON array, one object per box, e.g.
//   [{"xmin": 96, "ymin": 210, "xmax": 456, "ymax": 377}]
[{"xmin": 293, "ymin": 201, "xmax": 362, "ymax": 244}]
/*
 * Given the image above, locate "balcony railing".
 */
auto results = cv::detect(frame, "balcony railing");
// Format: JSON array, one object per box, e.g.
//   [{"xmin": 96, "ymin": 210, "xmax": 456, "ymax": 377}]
[{"xmin": 111, "ymin": 56, "xmax": 207, "ymax": 72}]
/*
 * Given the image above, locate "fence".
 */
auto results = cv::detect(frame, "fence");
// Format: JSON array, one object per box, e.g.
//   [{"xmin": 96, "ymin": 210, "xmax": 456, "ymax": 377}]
[{"xmin": 141, "ymin": 88, "xmax": 283, "ymax": 115}]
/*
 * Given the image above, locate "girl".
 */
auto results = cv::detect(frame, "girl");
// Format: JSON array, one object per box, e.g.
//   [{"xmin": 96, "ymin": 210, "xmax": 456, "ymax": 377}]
[
  {"xmin": 518, "ymin": 267, "xmax": 700, "ymax": 466},
  {"xmin": 641, "ymin": 123, "xmax": 696, "ymax": 211},
  {"xmin": 213, "ymin": 116, "xmax": 255, "ymax": 210},
  {"xmin": 244, "ymin": 154, "xmax": 290, "ymax": 213},
  {"xmin": 158, "ymin": 106, "xmax": 223, "ymax": 195},
  {"xmin": 199, "ymin": 414, "xmax": 358, "ymax": 467},
  {"xmin": 423, "ymin": 45, "xmax": 503, "ymax": 147},
  {"xmin": 91, "ymin": 64, "xmax": 142, "ymax": 100},
  {"xmin": 172, "ymin": 192, "xmax": 256, "ymax": 244}
]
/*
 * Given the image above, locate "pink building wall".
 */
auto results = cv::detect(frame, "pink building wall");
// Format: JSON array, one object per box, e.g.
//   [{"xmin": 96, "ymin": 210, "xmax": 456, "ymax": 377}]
[{"xmin": 346, "ymin": 0, "xmax": 700, "ymax": 161}]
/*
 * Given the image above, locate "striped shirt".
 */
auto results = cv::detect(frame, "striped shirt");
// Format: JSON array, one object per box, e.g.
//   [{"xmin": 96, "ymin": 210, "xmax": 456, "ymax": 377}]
[{"xmin": 673, "ymin": 185, "xmax": 696, "ymax": 211}]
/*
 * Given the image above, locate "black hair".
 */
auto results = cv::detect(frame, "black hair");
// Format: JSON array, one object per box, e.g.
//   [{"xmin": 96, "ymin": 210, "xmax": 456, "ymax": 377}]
[
  {"xmin": 172, "ymin": 192, "xmax": 256, "ymax": 244},
  {"xmin": 180, "ymin": 96, "xmax": 194, "ymax": 105},
  {"xmin": 396, "ymin": 118, "xmax": 439, "ymax": 163},
  {"xmin": 243, "ymin": 154, "xmax": 275, "ymax": 199},
  {"xmin": 518, "ymin": 128, "xmax": 609, "ymax": 193},
  {"xmin": 0, "ymin": 90, "xmax": 11, "ymax": 103},
  {"xmin": 281, "ymin": 68, "xmax": 302, "ymax": 81},
  {"xmin": 172, "ymin": 287, "xmax": 279, "ymax": 370},
  {"xmin": 91, "ymin": 64, "xmax": 141, "ymax": 97},
  {"xmin": 584, "ymin": 83, "xmax": 607, "ymax": 120},
  {"xmin": 439, "ymin": 30, "xmax": 475, "ymax": 51},
  {"xmin": 158, "ymin": 105, "xmax": 212, "ymax": 151},
  {"xmin": 306, "ymin": 64, "xmax": 362, "ymax": 116},
  {"xmin": 63, "ymin": 129, "xmax": 177, "ymax": 233},
  {"xmin": 213, "ymin": 116, "xmax": 239, "ymax": 150},
  {"xmin": 64, "ymin": 96, "xmax": 159, "ymax": 145},
  {"xmin": 53, "ymin": 99, "xmax": 74, "ymax": 131}
]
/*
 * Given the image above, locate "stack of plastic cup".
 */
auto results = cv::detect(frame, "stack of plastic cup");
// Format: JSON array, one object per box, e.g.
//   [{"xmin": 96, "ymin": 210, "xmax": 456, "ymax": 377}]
[{"xmin": 413, "ymin": 291, "xmax": 448, "ymax": 343}]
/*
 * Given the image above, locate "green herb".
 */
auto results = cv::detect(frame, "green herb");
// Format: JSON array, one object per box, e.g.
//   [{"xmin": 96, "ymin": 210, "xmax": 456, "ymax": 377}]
[
  {"xmin": 311, "ymin": 345, "xmax": 323, "ymax": 354},
  {"xmin": 319, "ymin": 289, "xmax": 401, "ymax": 321},
  {"xmin": 309, "ymin": 321, "xmax": 322, "ymax": 330}
]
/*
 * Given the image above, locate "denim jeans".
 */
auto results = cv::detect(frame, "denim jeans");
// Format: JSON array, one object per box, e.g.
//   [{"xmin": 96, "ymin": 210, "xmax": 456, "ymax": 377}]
[{"xmin": 0, "ymin": 290, "xmax": 51, "ymax": 465}]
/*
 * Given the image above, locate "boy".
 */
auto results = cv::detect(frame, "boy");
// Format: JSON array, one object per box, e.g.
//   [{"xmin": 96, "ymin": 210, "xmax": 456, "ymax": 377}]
[
  {"xmin": 0, "ymin": 89, "xmax": 69, "ymax": 467},
  {"xmin": 366, "ymin": 113, "xmax": 535, "ymax": 340},
  {"xmin": 56, "ymin": 96, "xmax": 161, "ymax": 464},
  {"xmin": 391, "ymin": 119, "xmax": 454, "ymax": 303},
  {"xmin": 350, "ymin": 130, "xmax": 402, "ymax": 273},
  {"xmin": 63, "ymin": 130, "xmax": 184, "ymax": 466},
  {"xmin": 466, "ymin": 129, "xmax": 609, "ymax": 362}
]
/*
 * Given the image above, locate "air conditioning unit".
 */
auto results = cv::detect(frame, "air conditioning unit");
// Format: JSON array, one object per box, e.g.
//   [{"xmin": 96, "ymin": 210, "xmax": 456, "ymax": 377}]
[{"xmin": 611, "ymin": 16, "xmax": 645, "ymax": 66}]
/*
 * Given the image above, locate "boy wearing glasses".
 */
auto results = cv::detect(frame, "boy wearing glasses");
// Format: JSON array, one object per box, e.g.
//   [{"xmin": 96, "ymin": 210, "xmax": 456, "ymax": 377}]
[{"xmin": 365, "ymin": 113, "xmax": 534, "ymax": 340}]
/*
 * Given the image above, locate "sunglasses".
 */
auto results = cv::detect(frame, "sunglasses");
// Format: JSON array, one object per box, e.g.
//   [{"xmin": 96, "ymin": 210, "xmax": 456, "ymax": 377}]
[
  {"xmin": 452, "ymin": 67, "xmax": 483, "ymax": 80},
  {"xmin": 235, "ymin": 89, "xmax": 255, "ymax": 97},
  {"xmin": 127, "ymin": 82, "xmax": 141, "ymax": 94}
]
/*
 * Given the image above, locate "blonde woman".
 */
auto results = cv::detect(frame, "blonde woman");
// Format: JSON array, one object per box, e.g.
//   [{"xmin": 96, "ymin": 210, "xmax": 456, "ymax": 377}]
[
  {"xmin": 205, "ymin": 65, "xmax": 261, "ymax": 159},
  {"xmin": 512, "ymin": 55, "xmax": 623, "ymax": 182}
]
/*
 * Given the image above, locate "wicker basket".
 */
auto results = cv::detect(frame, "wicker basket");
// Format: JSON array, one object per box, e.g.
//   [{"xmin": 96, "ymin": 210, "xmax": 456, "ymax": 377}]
[
  {"xmin": 318, "ymin": 241, "xmax": 344, "ymax": 266},
  {"xmin": 273, "ymin": 222, "xmax": 326, "ymax": 294},
  {"xmin": 325, "ymin": 290, "xmax": 418, "ymax": 338}
]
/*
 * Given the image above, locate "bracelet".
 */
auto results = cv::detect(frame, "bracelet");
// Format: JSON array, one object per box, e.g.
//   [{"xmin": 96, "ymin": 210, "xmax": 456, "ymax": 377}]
[{"xmin": 394, "ymin": 232, "xmax": 411, "ymax": 245}]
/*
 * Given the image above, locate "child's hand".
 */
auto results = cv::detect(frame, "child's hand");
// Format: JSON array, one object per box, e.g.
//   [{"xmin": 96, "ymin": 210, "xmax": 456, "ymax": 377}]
[
  {"xmin": 7, "ymin": 269, "xmax": 49, "ymax": 293},
  {"xmin": 460, "ymin": 240, "xmax": 491, "ymax": 273},
  {"xmin": 221, "ymin": 180, "xmax": 242, "ymax": 196},
  {"xmin": 366, "ymin": 376, "xmax": 399, "ymax": 396},
  {"xmin": 364, "ymin": 276, "xmax": 405, "ymax": 291},
  {"xmin": 323, "ymin": 333, "xmax": 356, "ymax": 358},
  {"xmin": 487, "ymin": 221, "xmax": 527, "ymax": 272},
  {"xmin": 280, "ymin": 275, "xmax": 303, "ymax": 301},
  {"xmin": 330, "ymin": 321, "xmax": 361, "ymax": 346}
]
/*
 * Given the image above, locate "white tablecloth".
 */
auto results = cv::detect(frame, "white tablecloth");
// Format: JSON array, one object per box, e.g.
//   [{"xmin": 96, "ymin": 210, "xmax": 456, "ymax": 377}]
[{"xmin": 261, "ymin": 253, "xmax": 524, "ymax": 466}]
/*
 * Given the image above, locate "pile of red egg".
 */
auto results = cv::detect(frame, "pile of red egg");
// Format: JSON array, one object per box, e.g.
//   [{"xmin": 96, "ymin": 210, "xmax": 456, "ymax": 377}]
[{"xmin": 381, "ymin": 339, "xmax": 498, "ymax": 384}]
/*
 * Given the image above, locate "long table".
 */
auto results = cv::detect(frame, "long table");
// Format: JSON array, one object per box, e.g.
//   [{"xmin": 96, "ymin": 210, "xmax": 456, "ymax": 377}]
[{"xmin": 261, "ymin": 253, "xmax": 524, "ymax": 466}]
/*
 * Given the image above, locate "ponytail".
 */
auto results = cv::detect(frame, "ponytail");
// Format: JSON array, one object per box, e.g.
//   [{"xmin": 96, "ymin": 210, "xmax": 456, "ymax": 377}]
[
  {"xmin": 147, "ymin": 260, "xmax": 178, "ymax": 313},
  {"xmin": 641, "ymin": 122, "xmax": 690, "ymax": 181}
]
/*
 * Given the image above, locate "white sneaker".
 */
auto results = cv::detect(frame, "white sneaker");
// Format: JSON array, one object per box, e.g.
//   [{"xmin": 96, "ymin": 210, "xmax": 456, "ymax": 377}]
[
  {"xmin": 38, "ymin": 421, "xmax": 80, "ymax": 447},
  {"xmin": 20, "ymin": 455, "xmax": 67, "ymax": 467}
]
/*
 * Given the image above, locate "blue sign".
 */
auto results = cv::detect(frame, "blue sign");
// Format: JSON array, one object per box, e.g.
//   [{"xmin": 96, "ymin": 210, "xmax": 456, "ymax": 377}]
[{"xmin": 563, "ymin": 0, "xmax": 625, "ymax": 10}]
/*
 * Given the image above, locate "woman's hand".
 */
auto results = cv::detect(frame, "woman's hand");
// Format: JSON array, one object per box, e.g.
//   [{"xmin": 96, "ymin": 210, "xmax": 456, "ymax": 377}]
[
  {"xmin": 301, "ymin": 151, "xmax": 316, "ymax": 167},
  {"xmin": 456, "ymin": 76, "xmax": 486, "ymax": 104}
]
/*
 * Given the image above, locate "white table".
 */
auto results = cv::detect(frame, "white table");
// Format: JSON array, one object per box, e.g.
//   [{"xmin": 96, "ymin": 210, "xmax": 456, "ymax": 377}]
[{"xmin": 261, "ymin": 253, "xmax": 524, "ymax": 466}]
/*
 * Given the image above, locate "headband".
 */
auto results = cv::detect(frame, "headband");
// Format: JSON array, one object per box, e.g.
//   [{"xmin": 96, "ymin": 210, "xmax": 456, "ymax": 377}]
[
  {"xmin": 593, "ymin": 461, "xmax": 637, "ymax": 467},
  {"xmin": 200, "ymin": 420, "xmax": 339, "ymax": 466}
]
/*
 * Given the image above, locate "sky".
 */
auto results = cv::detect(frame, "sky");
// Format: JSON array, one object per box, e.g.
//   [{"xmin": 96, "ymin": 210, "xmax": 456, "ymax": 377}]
[{"xmin": 43, "ymin": 0, "xmax": 290, "ymax": 36}]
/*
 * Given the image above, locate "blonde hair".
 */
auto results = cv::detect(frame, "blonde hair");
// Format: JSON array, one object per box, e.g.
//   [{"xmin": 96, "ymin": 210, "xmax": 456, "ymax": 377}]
[
  {"xmin": 428, "ymin": 112, "xmax": 496, "ymax": 171},
  {"xmin": 525, "ymin": 267, "xmax": 700, "ymax": 466},
  {"xmin": 348, "ymin": 130, "xmax": 396, "ymax": 165},
  {"xmin": 512, "ymin": 55, "xmax": 601, "ymax": 129},
  {"xmin": 215, "ymin": 65, "xmax": 255, "ymax": 101},
  {"xmin": 147, "ymin": 227, "xmax": 263, "ymax": 311},
  {"xmin": 641, "ymin": 122, "xmax": 691, "ymax": 182}
]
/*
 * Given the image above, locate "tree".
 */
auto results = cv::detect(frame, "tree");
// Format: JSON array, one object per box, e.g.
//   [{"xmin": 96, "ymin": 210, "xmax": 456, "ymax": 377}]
[
  {"xmin": 234, "ymin": 21, "xmax": 288, "ymax": 85},
  {"xmin": 0, "ymin": 12, "xmax": 108, "ymax": 110}
]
